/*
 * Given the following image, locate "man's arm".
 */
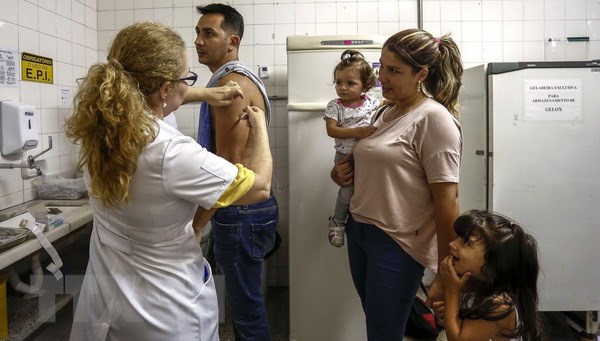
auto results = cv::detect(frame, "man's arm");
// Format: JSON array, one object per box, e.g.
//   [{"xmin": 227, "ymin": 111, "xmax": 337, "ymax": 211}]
[
  {"xmin": 192, "ymin": 207, "xmax": 216, "ymax": 241},
  {"xmin": 233, "ymin": 106, "xmax": 272, "ymax": 205},
  {"xmin": 191, "ymin": 102, "xmax": 271, "ymax": 237},
  {"xmin": 212, "ymin": 73, "xmax": 265, "ymax": 164},
  {"xmin": 216, "ymin": 105, "xmax": 272, "ymax": 206}
]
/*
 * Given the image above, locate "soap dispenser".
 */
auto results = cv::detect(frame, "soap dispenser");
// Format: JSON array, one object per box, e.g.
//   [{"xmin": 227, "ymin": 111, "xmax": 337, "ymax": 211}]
[{"xmin": 0, "ymin": 100, "xmax": 39, "ymax": 155}]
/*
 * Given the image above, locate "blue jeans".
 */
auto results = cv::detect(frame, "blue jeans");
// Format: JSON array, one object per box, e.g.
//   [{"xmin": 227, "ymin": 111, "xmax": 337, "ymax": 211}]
[
  {"xmin": 346, "ymin": 215, "xmax": 425, "ymax": 341},
  {"xmin": 212, "ymin": 194, "xmax": 279, "ymax": 341}
]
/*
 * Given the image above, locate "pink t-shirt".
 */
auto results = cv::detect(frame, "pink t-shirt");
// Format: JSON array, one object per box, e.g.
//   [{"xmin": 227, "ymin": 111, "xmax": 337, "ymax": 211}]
[{"xmin": 350, "ymin": 98, "xmax": 462, "ymax": 272}]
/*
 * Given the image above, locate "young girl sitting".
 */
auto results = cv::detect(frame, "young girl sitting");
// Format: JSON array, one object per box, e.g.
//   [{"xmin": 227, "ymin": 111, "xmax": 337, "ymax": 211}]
[
  {"xmin": 323, "ymin": 49, "xmax": 379, "ymax": 247},
  {"xmin": 434, "ymin": 209, "xmax": 542, "ymax": 341}
]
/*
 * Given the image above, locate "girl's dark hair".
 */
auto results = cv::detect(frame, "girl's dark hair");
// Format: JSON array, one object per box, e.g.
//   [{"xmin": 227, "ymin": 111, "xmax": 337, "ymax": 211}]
[
  {"xmin": 454, "ymin": 209, "xmax": 542, "ymax": 341},
  {"xmin": 383, "ymin": 29, "xmax": 463, "ymax": 118},
  {"xmin": 333, "ymin": 50, "xmax": 377, "ymax": 92}
]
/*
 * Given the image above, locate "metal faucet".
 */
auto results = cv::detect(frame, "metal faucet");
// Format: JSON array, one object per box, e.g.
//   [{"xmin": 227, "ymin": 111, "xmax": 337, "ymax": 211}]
[{"xmin": 0, "ymin": 136, "xmax": 53, "ymax": 177}]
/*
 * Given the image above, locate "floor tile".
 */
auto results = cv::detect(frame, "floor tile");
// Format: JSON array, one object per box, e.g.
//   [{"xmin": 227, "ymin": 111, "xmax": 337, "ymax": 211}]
[{"xmin": 21, "ymin": 285, "xmax": 600, "ymax": 341}]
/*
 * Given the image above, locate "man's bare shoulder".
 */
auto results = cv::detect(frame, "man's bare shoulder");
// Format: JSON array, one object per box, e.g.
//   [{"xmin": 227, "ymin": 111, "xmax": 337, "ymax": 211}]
[{"xmin": 211, "ymin": 72, "xmax": 264, "ymax": 164}]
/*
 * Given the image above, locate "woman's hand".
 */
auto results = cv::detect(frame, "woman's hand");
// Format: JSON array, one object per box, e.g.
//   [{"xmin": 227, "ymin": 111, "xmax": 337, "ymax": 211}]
[
  {"xmin": 239, "ymin": 105, "xmax": 267, "ymax": 169},
  {"xmin": 432, "ymin": 300, "xmax": 445, "ymax": 327},
  {"xmin": 184, "ymin": 81, "xmax": 244, "ymax": 106},
  {"xmin": 331, "ymin": 154, "xmax": 354, "ymax": 186},
  {"xmin": 426, "ymin": 276, "xmax": 445, "ymax": 306},
  {"xmin": 439, "ymin": 255, "xmax": 470, "ymax": 294},
  {"xmin": 427, "ymin": 276, "xmax": 447, "ymax": 327},
  {"xmin": 206, "ymin": 81, "xmax": 244, "ymax": 106},
  {"xmin": 240, "ymin": 105, "xmax": 265, "ymax": 127}
]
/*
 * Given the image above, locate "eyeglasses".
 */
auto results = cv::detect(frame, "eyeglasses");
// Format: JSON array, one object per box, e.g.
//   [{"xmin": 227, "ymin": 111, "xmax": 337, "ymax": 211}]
[
  {"xmin": 179, "ymin": 70, "xmax": 198, "ymax": 86},
  {"xmin": 76, "ymin": 71, "xmax": 199, "ymax": 87}
]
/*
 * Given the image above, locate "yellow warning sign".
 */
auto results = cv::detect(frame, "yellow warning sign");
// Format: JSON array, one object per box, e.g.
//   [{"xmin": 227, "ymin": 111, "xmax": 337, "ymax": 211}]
[{"xmin": 21, "ymin": 52, "xmax": 53, "ymax": 84}]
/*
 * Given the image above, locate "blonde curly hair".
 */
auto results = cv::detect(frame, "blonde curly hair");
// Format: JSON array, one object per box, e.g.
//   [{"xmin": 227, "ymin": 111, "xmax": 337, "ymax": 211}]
[{"xmin": 65, "ymin": 22, "xmax": 186, "ymax": 208}]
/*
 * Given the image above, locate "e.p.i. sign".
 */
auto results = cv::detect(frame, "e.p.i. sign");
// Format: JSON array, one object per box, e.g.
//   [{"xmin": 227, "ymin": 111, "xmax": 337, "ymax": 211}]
[{"xmin": 21, "ymin": 52, "xmax": 53, "ymax": 84}]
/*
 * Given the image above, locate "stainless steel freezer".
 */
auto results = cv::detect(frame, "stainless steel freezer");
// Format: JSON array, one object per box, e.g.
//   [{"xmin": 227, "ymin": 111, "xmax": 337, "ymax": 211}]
[{"xmin": 461, "ymin": 61, "xmax": 600, "ymax": 312}]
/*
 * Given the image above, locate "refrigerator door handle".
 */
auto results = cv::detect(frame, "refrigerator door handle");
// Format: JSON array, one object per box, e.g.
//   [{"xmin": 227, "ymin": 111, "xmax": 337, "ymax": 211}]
[{"xmin": 287, "ymin": 103, "xmax": 328, "ymax": 111}]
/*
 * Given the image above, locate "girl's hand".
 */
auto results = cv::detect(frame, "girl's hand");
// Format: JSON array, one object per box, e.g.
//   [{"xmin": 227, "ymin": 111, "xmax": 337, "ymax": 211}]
[
  {"xmin": 379, "ymin": 99, "xmax": 394, "ymax": 107},
  {"xmin": 439, "ymin": 255, "xmax": 471, "ymax": 294},
  {"xmin": 331, "ymin": 154, "xmax": 354, "ymax": 186},
  {"xmin": 355, "ymin": 125, "xmax": 377, "ymax": 138}
]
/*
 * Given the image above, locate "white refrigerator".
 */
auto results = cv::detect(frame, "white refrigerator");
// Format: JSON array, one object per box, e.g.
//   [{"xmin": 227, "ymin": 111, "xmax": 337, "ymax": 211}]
[
  {"xmin": 461, "ymin": 61, "xmax": 600, "ymax": 313},
  {"xmin": 286, "ymin": 35, "xmax": 386, "ymax": 341}
]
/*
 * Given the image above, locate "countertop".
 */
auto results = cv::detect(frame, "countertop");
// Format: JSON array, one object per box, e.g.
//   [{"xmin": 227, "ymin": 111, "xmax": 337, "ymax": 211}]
[
  {"xmin": 0, "ymin": 198, "xmax": 92, "ymax": 271},
  {"xmin": 0, "ymin": 198, "xmax": 92, "ymax": 341}
]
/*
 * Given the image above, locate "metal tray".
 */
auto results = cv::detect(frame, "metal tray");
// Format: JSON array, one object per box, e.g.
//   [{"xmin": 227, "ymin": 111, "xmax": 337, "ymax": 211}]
[{"xmin": 0, "ymin": 227, "xmax": 31, "ymax": 253}]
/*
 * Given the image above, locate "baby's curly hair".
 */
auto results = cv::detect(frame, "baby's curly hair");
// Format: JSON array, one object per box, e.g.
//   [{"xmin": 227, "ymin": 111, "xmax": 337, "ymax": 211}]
[{"xmin": 333, "ymin": 50, "xmax": 377, "ymax": 92}]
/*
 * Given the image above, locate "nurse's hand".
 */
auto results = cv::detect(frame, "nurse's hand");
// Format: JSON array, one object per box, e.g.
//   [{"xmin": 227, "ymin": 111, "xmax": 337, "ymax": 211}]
[
  {"xmin": 213, "ymin": 81, "xmax": 244, "ymax": 105},
  {"xmin": 206, "ymin": 81, "xmax": 244, "ymax": 106},
  {"xmin": 331, "ymin": 154, "xmax": 354, "ymax": 187},
  {"xmin": 183, "ymin": 81, "xmax": 244, "ymax": 106},
  {"xmin": 239, "ymin": 105, "xmax": 266, "ymax": 128}
]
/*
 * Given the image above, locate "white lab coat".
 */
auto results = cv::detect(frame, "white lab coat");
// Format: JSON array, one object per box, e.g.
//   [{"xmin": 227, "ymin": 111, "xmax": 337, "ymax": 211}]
[{"xmin": 70, "ymin": 120, "xmax": 238, "ymax": 340}]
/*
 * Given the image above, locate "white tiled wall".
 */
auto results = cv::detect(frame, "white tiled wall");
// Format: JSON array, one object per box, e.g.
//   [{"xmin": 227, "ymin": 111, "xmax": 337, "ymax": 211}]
[
  {"xmin": 1, "ymin": 0, "xmax": 599, "ymax": 286},
  {"xmin": 0, "ymin": 0, "xmax": 96, "ymax": 210}
]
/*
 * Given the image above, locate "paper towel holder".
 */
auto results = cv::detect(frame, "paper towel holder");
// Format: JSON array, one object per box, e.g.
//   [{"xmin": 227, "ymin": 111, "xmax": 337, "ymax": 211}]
[{"xmin": 0, "ymin": 100, "xmax": 39, "ymax": 156}]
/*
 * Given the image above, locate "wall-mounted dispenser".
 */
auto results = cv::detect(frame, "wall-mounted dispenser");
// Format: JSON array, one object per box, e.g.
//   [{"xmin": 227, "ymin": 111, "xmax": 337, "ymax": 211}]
[{"xmin": 0, "ymin": 100, "xmax": 39, "ymax": 156}]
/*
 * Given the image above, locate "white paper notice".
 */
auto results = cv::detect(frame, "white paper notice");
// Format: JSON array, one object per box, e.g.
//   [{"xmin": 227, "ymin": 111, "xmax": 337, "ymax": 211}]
[
  {"xmin": 524, "ymin": 79, "xmax": 582, "ymax": 121},
  {"xmin": 59, "ymin": 88, "xmax": 73, "ymax": 108},
  {"xmin": 0, "ymin": 48, "xmax": 18, "ymax": 88}
]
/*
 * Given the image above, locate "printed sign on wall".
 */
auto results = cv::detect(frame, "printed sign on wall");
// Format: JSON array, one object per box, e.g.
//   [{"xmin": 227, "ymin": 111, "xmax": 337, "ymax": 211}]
[
  {"xmin": 0, "ymin": 48, "xmax": 18, "ymax": 88},
  {"xmin": 524, "ymin": 79, "xmax": 582, "ymax": 121},
  {"xmin": 21, "ymin": 52, "xmax": 53, "ymax": 84}
]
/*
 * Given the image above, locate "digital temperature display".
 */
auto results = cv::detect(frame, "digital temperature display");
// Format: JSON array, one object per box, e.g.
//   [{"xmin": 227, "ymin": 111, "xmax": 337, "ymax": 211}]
[{"xmin": 321, "ymin": 40, "xmax": 374, "ymax": 46}]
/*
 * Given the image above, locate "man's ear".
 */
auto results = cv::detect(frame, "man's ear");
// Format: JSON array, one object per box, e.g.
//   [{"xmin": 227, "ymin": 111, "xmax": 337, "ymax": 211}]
[{"xmin": 228, "ymin": 35, "xmax": 240, "ymax": 52}]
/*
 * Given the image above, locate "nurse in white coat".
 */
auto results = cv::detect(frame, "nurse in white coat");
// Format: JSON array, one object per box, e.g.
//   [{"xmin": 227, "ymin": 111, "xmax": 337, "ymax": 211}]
[{"xmin": 65, "ymin": 22, "xmax": 272, "ymax": 341}]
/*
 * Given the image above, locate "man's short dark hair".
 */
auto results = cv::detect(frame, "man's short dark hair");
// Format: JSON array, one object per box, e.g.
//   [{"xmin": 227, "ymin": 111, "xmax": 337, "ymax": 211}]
[{"xmin": 197, "ymin": 3, "xmax": 244, "ymax": 40}]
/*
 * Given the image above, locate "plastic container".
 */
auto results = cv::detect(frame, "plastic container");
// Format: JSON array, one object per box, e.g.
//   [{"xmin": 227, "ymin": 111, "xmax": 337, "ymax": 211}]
[{"xmin": 33, "ymin": 176, "xmax": 87, "ymax": 200}]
